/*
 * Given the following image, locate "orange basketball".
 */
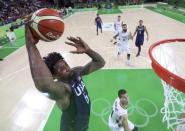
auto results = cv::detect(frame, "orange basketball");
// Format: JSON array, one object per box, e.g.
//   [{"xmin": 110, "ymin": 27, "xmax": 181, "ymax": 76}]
[{"xmin": 30, "ymin": 8, "xmax": 64, "ymax": 42}]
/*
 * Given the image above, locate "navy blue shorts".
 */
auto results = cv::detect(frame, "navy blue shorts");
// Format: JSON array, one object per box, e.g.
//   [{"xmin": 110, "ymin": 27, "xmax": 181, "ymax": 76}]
[
  {"xmin": 96, "ymin": 23, "xmax": 102, "ymax": 29},
  {"xmin": 135, "ymin": 38, "xmax": 144, "ymax": 47}
]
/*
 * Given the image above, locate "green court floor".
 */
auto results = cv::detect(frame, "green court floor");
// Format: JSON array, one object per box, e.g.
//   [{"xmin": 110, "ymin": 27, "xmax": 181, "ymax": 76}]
[
  {"xmin": 98, "ymin": 8, "xmax": 122, "ymax": 14},
  {"xmin": 0, "ymin": 27, "xmax": 25, "ymax": 59},
  {"xmin": 146, "ymin": 6, "xmax": 185, "ymax": 24},
  {"xmin": 44, "ymin": 69, "xmax": 171, "ymax": 131}
]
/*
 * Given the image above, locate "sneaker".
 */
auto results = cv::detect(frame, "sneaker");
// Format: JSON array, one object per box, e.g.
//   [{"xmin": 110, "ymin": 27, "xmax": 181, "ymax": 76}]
[
  {"xmin": 136, "ymin": 53, "xmax": 140, "ymax": 57},
  {"xmin": 127, "ymin": 60, "xmax": 133, "ymax": 67},
  {"xmin": 113, "ymin": 42, "xmax": 117, "ymax": 45}
]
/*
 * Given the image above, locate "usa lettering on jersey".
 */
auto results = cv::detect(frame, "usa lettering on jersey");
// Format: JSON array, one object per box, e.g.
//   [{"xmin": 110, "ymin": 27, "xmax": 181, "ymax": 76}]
[{"xmin": 72, "ymin": 79, "xmax": 90, "ymax": 104}]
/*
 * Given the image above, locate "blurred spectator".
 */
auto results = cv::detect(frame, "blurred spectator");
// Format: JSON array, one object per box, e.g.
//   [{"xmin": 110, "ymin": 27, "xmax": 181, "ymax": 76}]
[
  {"xmin": 6, "ymin": 28, "xmax": 16, "ymax": 45},
  {"xmin": 0, "ymin": 0, "xmax": 72, "ymax": 27},
  {"xmin": 68, "ymin": 6, "xmax": 73, "ymax": 14},
  {"xmin": 60, "ymin": 7, "xmax": 68, "ymax": 16},
  {"xmin": 0, "ymin": 0, "xmax": 53, "ymax": 26}
]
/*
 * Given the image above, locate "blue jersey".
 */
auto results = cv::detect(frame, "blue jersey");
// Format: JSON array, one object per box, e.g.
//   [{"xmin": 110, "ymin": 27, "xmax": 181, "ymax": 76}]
[
  {"xmin": 95, "ymin": 16, "xmax": 102, "ymax": 24},
  {"xmin": 60, "ymin": 72, "xmax": 90, "ymax": 131},
  {"xmin": 136, "ymin": 25, "xmax": 145, "ymax": 39},
  {"xmin": 135, "ymin": 26, "xmax": 145, "ymax": 46},
  {"xmin": 95, "ymin": 16, "xmax": 102, "ymax": 29}
]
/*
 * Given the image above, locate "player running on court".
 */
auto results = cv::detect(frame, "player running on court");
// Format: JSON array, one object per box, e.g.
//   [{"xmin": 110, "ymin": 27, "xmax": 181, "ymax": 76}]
[
  {"xmin": 108, "ymin": 89, "xmax": 138, "ymax": 131},
  {"xmin": 95, "ymin": 14, "xmax": 103, "ymax": 36},
  {"xmin": 133, "ymin": 20, "xmax": 149, "ymax": 57},
  {"xmin": 114, "ymin": 24, "xmax": 133, "ymax": 65},
  {"xmin": 111, "ymin": 15, "xmax": 123, "ymax": 45}
]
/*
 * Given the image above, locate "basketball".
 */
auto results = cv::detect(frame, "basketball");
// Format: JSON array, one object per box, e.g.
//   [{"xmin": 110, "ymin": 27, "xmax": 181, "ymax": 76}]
[{"xmin": 30, "ymin": 8, "xmax": 64, "ymax": 42}]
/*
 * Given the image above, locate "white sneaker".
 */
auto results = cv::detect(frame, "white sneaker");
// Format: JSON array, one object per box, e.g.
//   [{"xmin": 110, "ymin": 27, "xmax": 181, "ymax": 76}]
[{"xmin": 127, "ymin": 60, "xmax": 133, "ymax": 66}]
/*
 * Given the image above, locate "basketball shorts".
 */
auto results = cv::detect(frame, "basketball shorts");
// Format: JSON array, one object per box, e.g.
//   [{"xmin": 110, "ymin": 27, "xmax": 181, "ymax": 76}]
[
  {"xmin": 135, "ymin": 37, "xmax": 144, "ymax": 47},
  {"xmin": 108, "ymin": 115, "xmax": 135, "ymax": 131},
  {"xmin": 117, "ymin": 42, "xmax": 131, "ymax": 54},
  {"xmin": 97, "ymin": 23, "xmax": 102, "ymax": 29}
]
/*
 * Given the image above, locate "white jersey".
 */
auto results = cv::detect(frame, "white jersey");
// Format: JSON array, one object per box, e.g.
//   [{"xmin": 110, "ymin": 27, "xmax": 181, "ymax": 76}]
[
  {"xmin": 110, "ymin": 98, "xmax": 127, "ymax": 126},
  {"xmin": 108, "ymin": 98, "xmax": 135, "ymax": 131},
  {"xmin": 114, "ymin": 21, "xmax": 122, "ymax": 31},
  {"xmin": 118, "ymin": 31, "xmax": 130, "ymax": 45}
]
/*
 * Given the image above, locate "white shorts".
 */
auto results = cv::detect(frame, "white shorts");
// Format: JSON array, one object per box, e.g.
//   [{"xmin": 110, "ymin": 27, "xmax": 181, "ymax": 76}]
[
  {"xmin": 117, "ymin": 43, "xmax": 131, "ymax": 54},
  {"xmin": 108, "ymin": 115, "xmax": 135, "ymax": 131},
  {"xmin": 114, "ymin": 30, "xmax": 119, "ymax": 36}
]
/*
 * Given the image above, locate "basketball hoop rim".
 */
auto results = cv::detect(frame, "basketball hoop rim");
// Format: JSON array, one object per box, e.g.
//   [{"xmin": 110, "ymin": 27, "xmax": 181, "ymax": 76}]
[{"xmin": 149, "ymin": 38, "xmax": 185, "ymax": 93}]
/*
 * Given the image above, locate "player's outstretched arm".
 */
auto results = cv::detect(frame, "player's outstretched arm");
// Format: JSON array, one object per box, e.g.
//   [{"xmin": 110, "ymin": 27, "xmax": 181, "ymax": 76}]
[
  {"xmin": 144, "ymin": 26, "xmax": 149, "ymax": 41},
  {"xmin": 133, "ymin": 26, "xmax": 138, "ymax": 38},
  {"xmin": 65, "ymin": 36, "xmax": 105, "ymax": 76},
  {"xmin": 113, "ymin": 33, "xmax": 119, "ymax": 40},
  {"xmin": 129, "ymin": 32, "xmax": 133, "ymax": 40},
  {"xmin": 25, "ymin": 24, "xmax": 69, "ymax": 101}
]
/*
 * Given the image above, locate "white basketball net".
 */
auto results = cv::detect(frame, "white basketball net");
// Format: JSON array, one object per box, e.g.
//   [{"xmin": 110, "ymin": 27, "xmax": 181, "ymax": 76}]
[
  {"xmin": 161, "ymin": 81, "xmax": 185, "ymax": 131},
  {"xmin": 152, "ymin": 42, "xmax": 185, "ymax": 131}
]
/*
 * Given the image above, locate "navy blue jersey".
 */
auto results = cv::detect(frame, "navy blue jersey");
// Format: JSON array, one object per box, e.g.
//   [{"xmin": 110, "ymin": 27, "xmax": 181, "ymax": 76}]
[
  {"xmin": 60, "ymin": 72, "xmax": 90, "ymax": 131},
  {"xmin": 136, "ymin": 25, "xmax": 145, "ymax": 39},
  {"xmin": 95, "ymin": 16, "xmax": 102, "ymax": 24},
  {"xmin": 135, "ymin": 26, "xmax": 145, "ymax": 46}
]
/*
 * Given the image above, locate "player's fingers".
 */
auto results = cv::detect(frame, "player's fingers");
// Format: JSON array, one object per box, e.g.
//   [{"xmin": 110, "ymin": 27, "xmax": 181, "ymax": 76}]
[
  {"xmin": 67, "ymin": 36, "xmax": 78, "ymax": 42},
  {"xmin": 77, "ymin": 36, "xmax": 88, "ymax": 46},
  {"xmin": 76, "ymin": 37, "xmax": 84, "ymax": 43},
  {"xmin": 65, "ymin": 42, "xmax": 76, "ymax": 47},
  {"xmin": 70, "ymin": 50, "xmax": 80, "ymax": 54}
]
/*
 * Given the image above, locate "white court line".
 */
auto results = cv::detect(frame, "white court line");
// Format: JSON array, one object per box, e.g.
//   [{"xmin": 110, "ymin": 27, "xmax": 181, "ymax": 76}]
[
  {"xmin": 1, "ymin": 46, "xmax": 22, "ymax": 49},
  {"xmin": 2, "ymin": 45, "xmax": 25, "ymax": 60},
  {"xmin": 0, "ymin": 66, "xmax": 28, "ymax": 81},
  {"xmin": 37, "ymin": 102, "xmax": 55, "ymax": 131}
]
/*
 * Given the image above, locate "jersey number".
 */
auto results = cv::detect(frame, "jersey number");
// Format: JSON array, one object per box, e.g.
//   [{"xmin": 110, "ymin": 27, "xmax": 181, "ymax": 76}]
[{"xmin": 74, "ymin": 81, "xmax": 90, "ymax": 104}]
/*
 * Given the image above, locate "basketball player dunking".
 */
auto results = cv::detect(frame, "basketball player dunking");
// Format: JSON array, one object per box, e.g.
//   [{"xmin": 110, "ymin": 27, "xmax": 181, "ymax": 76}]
[
  {"xmin": 95, "ymin": 14, "xmax": 103, "ymax": 36},
  {"xmin": 133, "ymin": 20, "xmax": 149, "ymax": 57},
  {"xmin": 108, "ymin": 89, "xmax": 138, "ymax": 131},
  {"xmin": 25, "ymin": 21, "xmax": 105, "ymax": 131}
]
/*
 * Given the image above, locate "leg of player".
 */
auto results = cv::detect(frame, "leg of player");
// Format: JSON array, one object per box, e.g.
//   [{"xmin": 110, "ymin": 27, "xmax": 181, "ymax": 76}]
[
  {"xmin": 117, "ymin": 42, "xmax": 122, "ymax": 60},
  {"xmin": 117, "ymin": 52, "xmax": 121, "ymax": 59},
  {"xmin": 96, "ymin": 25, "xmax": 98, "ymax": 36},
  {"xmin": 136, "ymin": 45, "xmax": 141, "ymax": 57},
  {"xmin": 100, "ymin": 25, "xmax": 102, "ymax": 33},
  {"xmin": 111, "ymin": 31, "xmax": 118, "ymax": 44},
  {"xmin": 127, "ymin": 54, "xmax": 131, "ymax": 65}
]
